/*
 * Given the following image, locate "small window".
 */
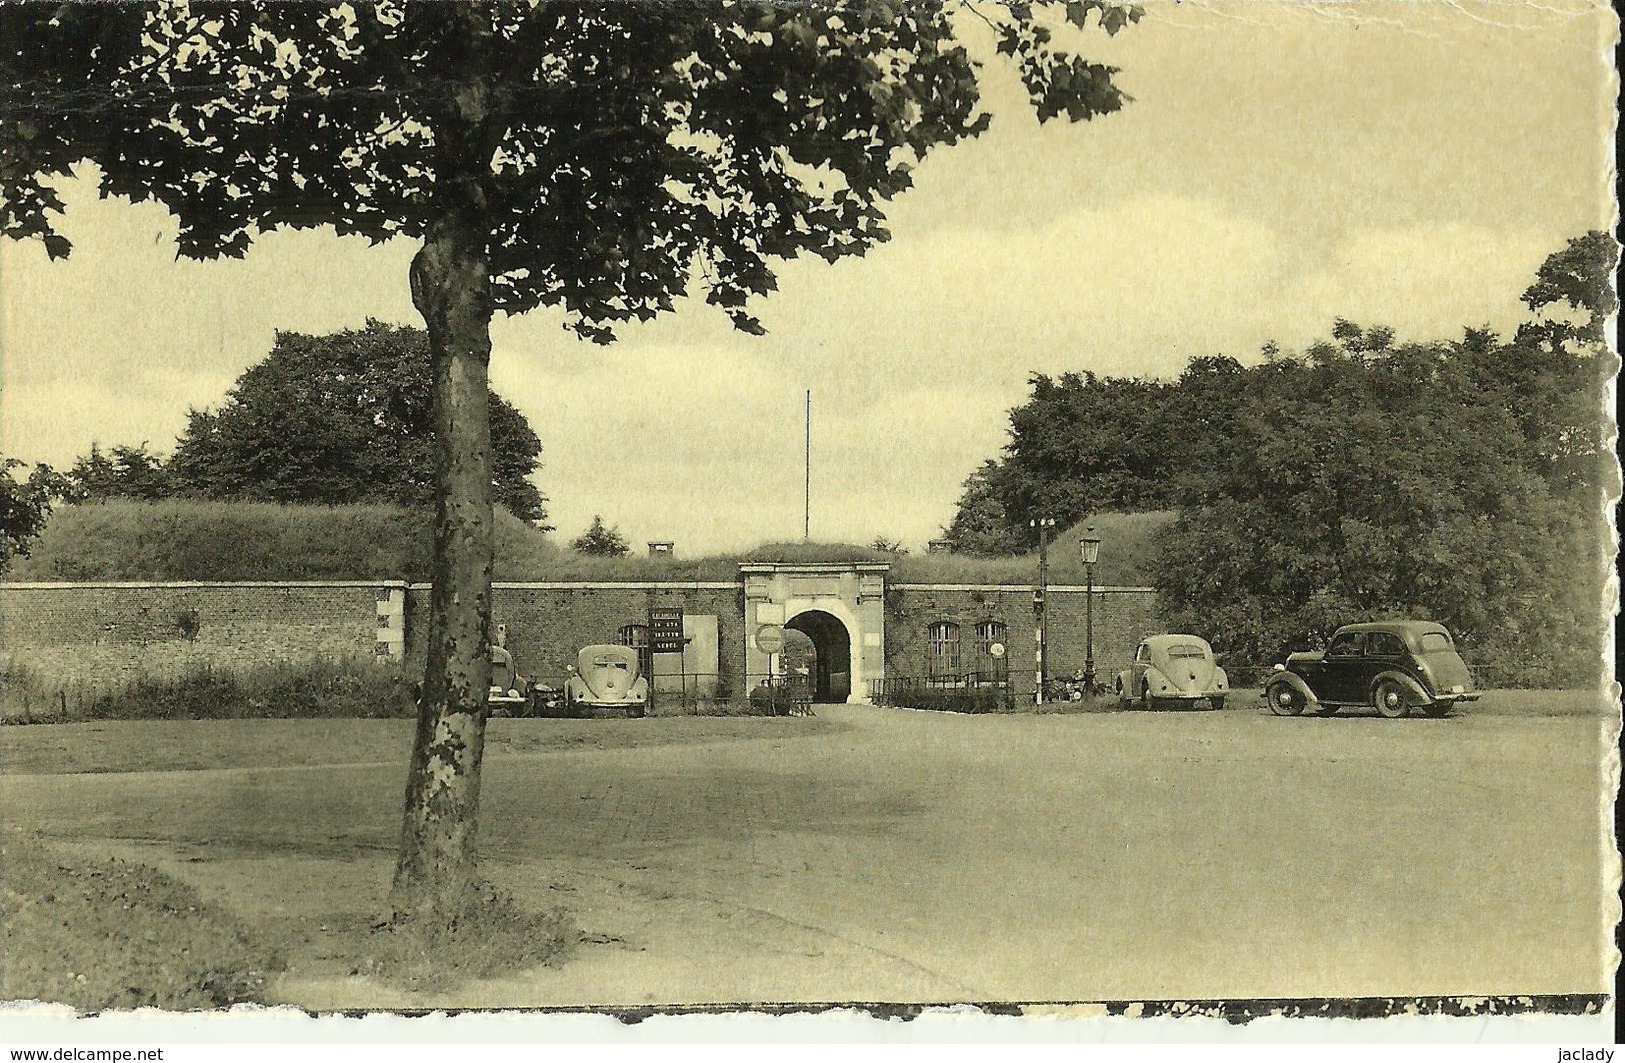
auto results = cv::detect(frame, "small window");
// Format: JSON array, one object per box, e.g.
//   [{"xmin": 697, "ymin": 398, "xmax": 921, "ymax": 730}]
[
  {"xmin": 1326, "ymin": 632, "xmax": 1364, "ymax": 658},
  {"xmin": 1135, "ymin": 642, "xmax": 1150, "ymax": 662},
  {"xmin": 1419, "ymin": 632, "xmax": 1453, "ymax": 653},
  {"xmin": 973, "ymin": 621, "xmax": 1008, "ymax": 679},
  {"xmin": 927, "ymin": 621, "xmax": 961, "ymax": 677},
  {"xmin": 617, "ymin": 624, "xmax": 651, "ymax": 675},
  {"xmin": 1367, "ymin": 632, "xmax": 1406, "ymax": 657},
  {"xmin": 1166, "ymin": 644, "xmax": 1207, "ymax": 660}
]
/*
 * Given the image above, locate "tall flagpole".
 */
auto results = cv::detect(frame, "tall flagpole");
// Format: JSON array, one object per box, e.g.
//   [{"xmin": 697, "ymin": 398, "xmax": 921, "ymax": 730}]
[{"xmin": 803, "ymin": 390, "xmax": 811, "ymax": 541}]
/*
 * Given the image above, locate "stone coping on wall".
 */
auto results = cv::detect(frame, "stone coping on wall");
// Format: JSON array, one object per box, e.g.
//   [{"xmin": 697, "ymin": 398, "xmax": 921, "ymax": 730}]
[
  {"xmin": 1, "ymin": 580, "xmax": 1153, "ymax": 593},
  {"xmin": 737, "ymin": 562, "xmax": 892, "ymax": 573},
  {"xmin": 416, "ymin": 581, "xmax": 743, "ymax": 591},
  {"xmin": 889, "ymin": 583, "xmax": 1156, "ymax": 593},
  {"xmin": 1, "ymin": 580, "xmax": 408, "ymax": 590}
]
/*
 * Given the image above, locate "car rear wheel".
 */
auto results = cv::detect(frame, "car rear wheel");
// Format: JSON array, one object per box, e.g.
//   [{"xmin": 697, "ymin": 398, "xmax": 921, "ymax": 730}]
[
  {"xmin": 1209, "ymin": 696, "xmax": 1226, "ymax": 711},
  {"xmin": 1422, "ymin": 701, "xmax": 1454, "ymax": 718},
  {"xmin": 1266, "ymin": 683, "xmax": 1305, "ymax": 716},
  {"xmin": 1373, "ymin": 679, "xmax": 1411, "ymax": 719}
]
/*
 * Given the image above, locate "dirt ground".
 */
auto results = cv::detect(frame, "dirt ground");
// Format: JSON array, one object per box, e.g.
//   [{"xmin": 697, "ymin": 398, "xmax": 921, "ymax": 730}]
[{"xmin": 1, "ymin": 695, "xmax": 1616, "ymax": 1009}]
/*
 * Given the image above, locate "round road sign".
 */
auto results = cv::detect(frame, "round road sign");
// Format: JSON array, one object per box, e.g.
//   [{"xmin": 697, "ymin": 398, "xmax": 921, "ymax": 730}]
[{"xmin": 754, "ymin": 624, "xmax": 785, "ymax": 654}]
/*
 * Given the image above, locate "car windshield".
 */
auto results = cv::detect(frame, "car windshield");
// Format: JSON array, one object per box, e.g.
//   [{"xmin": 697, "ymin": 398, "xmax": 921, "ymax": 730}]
[
  {"xmin": 1166, "ymin": 645, "xmax": 1206, "ymax": 659},
  {"xmin": 1419, "ymin": 632, "xmax": 1453, "ymax": 653}
]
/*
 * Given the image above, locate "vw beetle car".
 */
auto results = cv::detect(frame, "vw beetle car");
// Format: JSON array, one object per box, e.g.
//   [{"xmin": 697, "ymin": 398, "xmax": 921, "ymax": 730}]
[
  {"xmin": 1115, "ymin": 634, "xmax": 1229, "ymax": 710},
  {"xmin": 564, "ymin": 644, "xmax": 649, "ymax": 714},
  {"xmin": 487, "ymin": 640, "xmax": 529, "ymax": 713},
  {"xmin": 1263, "ymin": 620, "xmax": 1478, "ymax": 719}
]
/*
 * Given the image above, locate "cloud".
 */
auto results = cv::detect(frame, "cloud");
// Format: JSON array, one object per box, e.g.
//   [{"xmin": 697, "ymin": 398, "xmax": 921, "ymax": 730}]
[{"xmin": 1278, "ymin": 224, "xmax": 1556, "ymax": 340}]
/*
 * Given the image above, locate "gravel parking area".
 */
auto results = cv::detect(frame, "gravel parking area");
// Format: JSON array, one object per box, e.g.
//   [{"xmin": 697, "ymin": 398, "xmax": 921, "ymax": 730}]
[{"xmin": 2, "ymin": 696, "xmax": 1614, "ymax": 1008}]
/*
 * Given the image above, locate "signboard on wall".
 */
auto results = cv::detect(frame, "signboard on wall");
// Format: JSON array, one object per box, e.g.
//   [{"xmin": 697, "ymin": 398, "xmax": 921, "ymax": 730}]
[{"xmin": 650, "ymin": 609, "xmax": 686, "ymax": 653}]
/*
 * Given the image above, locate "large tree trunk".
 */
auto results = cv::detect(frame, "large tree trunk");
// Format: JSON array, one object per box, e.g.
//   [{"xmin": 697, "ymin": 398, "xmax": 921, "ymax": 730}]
[{"xmin": 390, "ymin": 194, "xmax": 497, "ymax": 920}]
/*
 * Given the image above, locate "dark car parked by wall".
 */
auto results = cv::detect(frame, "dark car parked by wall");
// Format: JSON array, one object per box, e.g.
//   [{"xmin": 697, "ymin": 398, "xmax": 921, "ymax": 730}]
[{"xmin": 1262, "ymin": 621, "xmax": 1479, "ymax": 719}]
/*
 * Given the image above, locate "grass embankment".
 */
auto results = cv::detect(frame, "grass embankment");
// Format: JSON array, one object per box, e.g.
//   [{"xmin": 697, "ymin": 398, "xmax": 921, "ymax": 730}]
[
  {"xmin": 7, "ymin": 501, "xmax": 1171, "ymax": 586},
  {"xmin": 6, "ymin": 500, "xmax": 552, "ymax": 583},
  {"xmin": 1, "ymin": 837, "xmax": 277, "ymax": 1010}
]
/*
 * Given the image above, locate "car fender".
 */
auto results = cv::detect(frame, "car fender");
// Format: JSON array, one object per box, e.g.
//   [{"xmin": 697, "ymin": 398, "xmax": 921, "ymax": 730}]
[
  {"xmin": 1142, "ymin": 665, "xmax": 1173, "ymax": 696},
  {"xmin": 1369, "ymin": 669, "xmax": 1431, "ymax": 705},
  {"xmin": 1213, "ymin": 665, "xmax": 1229, "ymax": 691},
  {"xmin": 1263, "ymin": 670, "xmax": 1323, "ymax": 709}
]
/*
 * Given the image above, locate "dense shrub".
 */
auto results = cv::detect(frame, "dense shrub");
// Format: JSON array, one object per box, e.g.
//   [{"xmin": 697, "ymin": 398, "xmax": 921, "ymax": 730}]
[
  {"xmin": 887, "ymin": 686, "xmax": 1013, "ymax": 714},
  {"xmin": 0, "ymin": 658, "xmax": 416, "ymax": 723}
]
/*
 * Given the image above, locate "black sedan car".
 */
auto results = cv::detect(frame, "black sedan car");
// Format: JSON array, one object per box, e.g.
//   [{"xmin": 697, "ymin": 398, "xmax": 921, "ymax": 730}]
[{"xmin": 1262, "ymin": 620, "xmax": 1480, "ymax": 718}]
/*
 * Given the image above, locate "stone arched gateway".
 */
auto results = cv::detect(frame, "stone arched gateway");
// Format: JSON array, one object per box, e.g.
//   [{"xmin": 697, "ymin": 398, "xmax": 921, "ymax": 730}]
[{"xmin": 741, "ymin": 562, "xmax": 886, "ymax": 703}]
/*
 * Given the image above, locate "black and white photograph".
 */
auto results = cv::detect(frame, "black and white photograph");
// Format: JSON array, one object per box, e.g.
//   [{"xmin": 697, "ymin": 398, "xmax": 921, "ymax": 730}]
[{"xmin": 0, "ymin": 0, "xmax": 1617, "ymax": 1047}]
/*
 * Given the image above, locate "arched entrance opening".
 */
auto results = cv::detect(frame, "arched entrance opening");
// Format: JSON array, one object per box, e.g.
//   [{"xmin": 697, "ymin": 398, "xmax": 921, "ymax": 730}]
[{"xmin": 785, "ymin": 609, "xmax": 852, "ymax": 702}]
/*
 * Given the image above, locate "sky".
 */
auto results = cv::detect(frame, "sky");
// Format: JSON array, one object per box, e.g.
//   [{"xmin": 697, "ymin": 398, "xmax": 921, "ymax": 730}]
[{"xmin": 1, "ymin": 0, "xmax": 1616, "ymax": 554}]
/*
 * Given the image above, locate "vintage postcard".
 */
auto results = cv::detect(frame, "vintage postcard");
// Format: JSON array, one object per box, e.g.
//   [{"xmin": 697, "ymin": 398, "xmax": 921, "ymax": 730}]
[{"xmin": 0, "ymin": 0, "xmax": 1617, "ymax": 1048}]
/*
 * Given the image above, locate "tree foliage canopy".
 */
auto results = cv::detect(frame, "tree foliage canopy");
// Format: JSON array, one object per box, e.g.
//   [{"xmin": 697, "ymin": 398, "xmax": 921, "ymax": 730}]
[
  {"xmin": 942, "ymin": 232, "xmax": 1617, "ymax": 684},
  {"xmin": 0, "ymin": 458, "xmax": 58, "ymax": 573},
  {"xmin": 3, "ymin": 0, "xmax": 1140, "ymax": 340},
  {"xmin": 169, "ymin": 321, "xmax": 549, "ymax": 524},
  {"xmin": 61, "ymin": 443, "xmax": 173, "ymax": 503},
  {"xmin": 569, "ymin": 514, "xmax": 629, "ymax": 556}
]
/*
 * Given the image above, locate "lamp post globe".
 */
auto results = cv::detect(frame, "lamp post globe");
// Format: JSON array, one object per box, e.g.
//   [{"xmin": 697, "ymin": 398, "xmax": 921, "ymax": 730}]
[{"xmin": 1081, "ymin": 525, "xmax": 1101, "ymax": 691}]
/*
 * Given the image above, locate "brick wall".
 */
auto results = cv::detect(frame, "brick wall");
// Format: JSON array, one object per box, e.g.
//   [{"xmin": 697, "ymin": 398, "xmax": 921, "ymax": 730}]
[
  {"xmin": 405, "ymin": 582, "xmax": 747, "ymax": 694},
  {"xmin": 3, "ymin": 577, "xmax": 1161, "ymax": 701},
  {"xmin": 884, "ymin": 584, "xmax": 1163, "ymax": 688},
  {"xmin": 0, "ymin": 582, "xmax": 394, "ymax": 686}
]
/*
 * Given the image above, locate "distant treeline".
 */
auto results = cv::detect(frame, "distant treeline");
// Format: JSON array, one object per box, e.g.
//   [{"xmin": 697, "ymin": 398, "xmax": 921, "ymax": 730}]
[
  {"xmin": 940, "ymin": 231, "xmax": 1617, "ymax": 684},
  {"xmin": 4, "ymin": 321, "xmax": 550, "ymax": 532}
]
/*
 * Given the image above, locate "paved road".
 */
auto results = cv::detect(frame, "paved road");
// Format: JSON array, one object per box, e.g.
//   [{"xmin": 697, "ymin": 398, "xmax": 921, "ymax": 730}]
[{"xmin": 3, "ymin": 703, "xmax": 1614, "ymax": 1007}]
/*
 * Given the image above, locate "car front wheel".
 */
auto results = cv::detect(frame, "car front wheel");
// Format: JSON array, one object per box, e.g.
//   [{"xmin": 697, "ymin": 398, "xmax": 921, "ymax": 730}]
[
  {"xmin": 1266, "ymin": 683, "xmax": 1306, "ymax": 716},
  {"xmin": 1373, "ymin": 679, "xmax": 1411, "ymax": 719}
]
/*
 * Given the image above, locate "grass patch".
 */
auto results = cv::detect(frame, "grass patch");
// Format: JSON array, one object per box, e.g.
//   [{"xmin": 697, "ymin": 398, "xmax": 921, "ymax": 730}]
[
  {"xmin": 354, "ymin": 885, "xmax": 577, "ymax": 993},
  {"xmin": 0, "ymin": 836, "xmax": 279, "ymax": 1011},
  {"xmin": 0, "ymin": 715, "xmax": 841, "ymax": 776}
]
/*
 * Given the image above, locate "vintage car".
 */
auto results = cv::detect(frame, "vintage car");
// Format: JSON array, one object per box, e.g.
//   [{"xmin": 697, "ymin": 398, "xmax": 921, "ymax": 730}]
[
  {"xmin": 487, "ymin": 641, "xmax": 528, "ymax": 712},
  {"xmin": 564, "ymin": 644, "xmax": 649, "ymax": 714},
  {"xmin": 1262, "ymin": 620, "xmax": 1478, "ymax": 719},
  {"xmin": 1114, "ymin": 634, "xmax": 1229, "ymax": 710},
  {"xmin": 485, "ymin": 635, "xmax": 564, "ymax": 717}
]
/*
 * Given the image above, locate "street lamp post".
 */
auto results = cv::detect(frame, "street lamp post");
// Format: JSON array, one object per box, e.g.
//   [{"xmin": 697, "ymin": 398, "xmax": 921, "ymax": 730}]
[
  {"xmin": 1081, "ymin": 525, "xmax": 1101, "ymax": 692},
  {"xmin": 1031, "ymin": 516, "xmax": 1056, "ymax": 706}
]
